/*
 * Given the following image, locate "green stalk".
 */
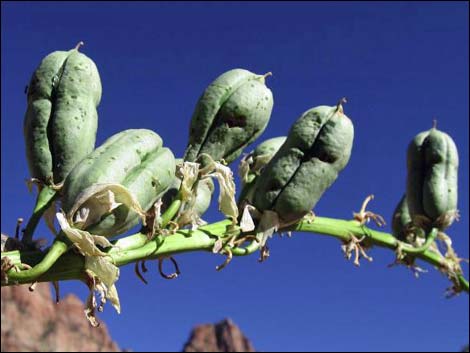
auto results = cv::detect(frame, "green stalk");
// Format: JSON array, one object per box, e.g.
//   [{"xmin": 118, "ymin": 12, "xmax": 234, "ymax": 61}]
[
  {"xmin": 292, "ymin": 218, "xmax": 468, "ymax": 291},
  {"xmin": 291, "ymin": 218, "xmax": 444, "ymax": 266},
  {"xmin": 3, "ymin": 239, "xmax": 68, "ymax": 283},
  {"xmin": 22, "ymin": 186, "xmax": 58, "ymax": 245},
  {"xmin": 2, "ymin": 217, "xmax": 468, "ymax": 293},
  {"xmin": 457, "ymin": 275, "xmax": 469, "ymax": 292},
  {"xmin": 404, "ymin": 228, "xmax": 438, "ymax": 254},
  {"xmin": 161, "ymin": 199, "xmax": 182, "ymax": 228}
]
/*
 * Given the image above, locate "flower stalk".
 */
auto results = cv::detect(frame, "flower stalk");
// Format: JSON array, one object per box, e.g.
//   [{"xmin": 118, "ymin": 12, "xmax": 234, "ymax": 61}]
[{"xmin": 1, "ymin": 216, "xmax": 468, "ymax": 293}]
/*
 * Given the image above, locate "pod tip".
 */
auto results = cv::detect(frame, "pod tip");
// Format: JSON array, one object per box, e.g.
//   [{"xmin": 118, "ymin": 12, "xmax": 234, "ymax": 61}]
[
  {"xmin": 432, "ymin": 119, "xmax": 438, "ymax": 129},
  {"xmin": 257, "ymin": 72, "xmax": 273, "ymax": 84},
  {"xmin": 75, "ymin": 41, "xmax": 85, "ymax": 50},
  {"xmin": 336, "ymin": 97, "xmax": 347, "ymax": 113}
]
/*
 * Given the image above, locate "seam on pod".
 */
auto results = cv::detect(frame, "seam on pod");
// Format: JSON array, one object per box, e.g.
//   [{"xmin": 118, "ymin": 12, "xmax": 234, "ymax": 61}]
[
  {"xmin": 45, "ymin": 53, "xmax": 75, "ymax": 180},
  {"xmin": 266, "ymin": 106, "xmax": 339, "ymax": 210},
  {"xmin": 192, "ymin": 78, "xmax": 254, "ymax": 159}
]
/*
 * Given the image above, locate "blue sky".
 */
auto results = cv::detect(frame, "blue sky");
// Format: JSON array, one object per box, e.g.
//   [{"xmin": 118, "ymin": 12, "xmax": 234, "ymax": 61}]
[{"xmin": 1, "ymin": 2, "xmax": 468, "ymax": 351}]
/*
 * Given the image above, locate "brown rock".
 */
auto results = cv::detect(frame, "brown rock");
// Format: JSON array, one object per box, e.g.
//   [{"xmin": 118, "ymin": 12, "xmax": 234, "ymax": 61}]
[
  {"xmin": 182, "ymin": 318, "xmax": 255, "ymax": 352},
  {"xmin": 1, "ymin": 283, "xmax": 120, "ymax": 352}
]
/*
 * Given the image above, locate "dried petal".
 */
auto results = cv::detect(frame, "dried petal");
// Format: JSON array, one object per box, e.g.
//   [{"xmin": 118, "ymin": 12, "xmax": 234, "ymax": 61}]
[
  {"xmin": 240, "ymin": 204, "xmax": 257, "ymax": 232},
  {"xmin": 213, "ymin": 239, "xmax": 223, "ymax": 253},
  {"xmin": 208, "ymin": 162, "xmax": 238, "ymax": 221},
  {"xmin": 146, "ymin": 199, "xmax": 163, "ymax": 238},
  {"xmin": 43, "ymin": 201, "xmax": 58, "ymax": 235},
  {"xmin": 67, "ymin": 183, "xmax": 145, "ymax": 230},
  {"xmin": 179, "ymin": 162, "xmax": 200, "ymax": 201},
  {"xmin": 177, "ymin": 209, "xmax": 207, "ymax": 230},
  {"xmin": 238, "ymin": 154, "xmax": 253, "ymax": 184},
  {"xmin": 83, "ymin": 256, "xmax": 121, "ymax": 324},
  {"xmin": 256, "ymin": 210, "xmax": 280, "ymax": 247},
  {"xmin": 56, "ymin": 212, "xmax": 111, "ymax": 256}
]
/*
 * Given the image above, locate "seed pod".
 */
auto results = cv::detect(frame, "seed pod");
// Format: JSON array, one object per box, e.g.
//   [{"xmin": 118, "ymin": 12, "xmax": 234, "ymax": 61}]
[
  {"xmin": 391, "ymin": 194, "xmax": 411, "ymax": 241},
  {"xmin": 238, "ymin": 136, "xmax": 286, "ymax": 208},
  {"xmin": 24, "ymin": 42, "xmax": 101, "ymax": 185},
  {"xmin": 253, "ymin": 99, "xmax": 354, "ymax": 223},
  {"xmin": 61, "ymin": 129, "xmax": 176, "ymax": 237},
  {"xmin": 183, "ymin": 68, "xmax": 273, "ymax": 165},
  {"xmin": 406, "ymin": 125, "xmax": 459, "ymax": 230}
]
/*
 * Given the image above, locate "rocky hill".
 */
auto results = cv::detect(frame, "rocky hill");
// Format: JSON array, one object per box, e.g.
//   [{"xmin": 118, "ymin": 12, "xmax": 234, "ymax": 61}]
[
  {"xmin": 182, "ymin": 318, "xmax": 255, "ymax": 352},
  {"xmin": 1, "ymin": 283, "xmax": 120, "ymax": 352},
  {"xmin": 2, "ymin": 282, "xmax": 255, "ymax": 352}
]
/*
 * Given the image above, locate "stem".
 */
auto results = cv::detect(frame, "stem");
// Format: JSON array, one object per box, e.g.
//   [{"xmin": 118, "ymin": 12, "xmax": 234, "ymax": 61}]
[
  {"xmin": 22, "ymin": 186, "xmax": 58, "ymax": 245},
  {"xmin": 257, "ymin": 72, "xmax": 273, "ymax": 84},
  {"xmin": 231, "ymin": 239, "xmax": 259, "ymax": 256},
  {"xmin": 457, "ymin": 275, "xmax": 469, "ymax": 292},
  {"xmin": 2, "ymin": 217, "xmax": 468, "ymax": 293},
  {"xmin": 108, "ymin": 219, "xmax": 231, "ymax": 255},
  {"xmin": 336, "ymin": 97, "xmax": 347, "ymax": 113},
  {"xmin": 404, "ymin": 227, "xmax": 438, "ymax": 254},
  {"xmin": 161, "ymin": 199, "xmax": 182, "ymax": 228},
  {"xmin": 4, "ymin": 240, "xmax": 68, "ymax": 283},
  {"xmin": 74, "ymin": 41, "xmax": 84, "ymax": 50},
  {"xmin": 291, "ymin": 218, "xmax": 468, "ymax": 291}
]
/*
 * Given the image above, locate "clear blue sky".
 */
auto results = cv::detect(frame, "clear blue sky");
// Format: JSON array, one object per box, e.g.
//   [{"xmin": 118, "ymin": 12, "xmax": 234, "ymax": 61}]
[{"xmin": 2, "ymin": 2, "xmax": 468, "ymax": 351}]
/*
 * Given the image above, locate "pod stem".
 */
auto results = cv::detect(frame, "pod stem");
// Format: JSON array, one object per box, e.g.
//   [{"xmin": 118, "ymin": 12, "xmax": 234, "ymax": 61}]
[
  {"xmin": 257, "ymin": 71, "xmax": 273, "ymax": 84},
  {"xmin": 74, "ymin": 41, "xmax": 84, "ymax": 50},
  {"xmin": 336, "ymin": 97, "xmax": 347, "ymax": 113},
  {"xmin": 21, "ymin": 186, "xmax": 58, "ymax": 246},
  {"xmin": 231, "ymin": 238, "xmax": 259, "ymax": 256},
  {"xmin": 432, "ymin": 119, "xmax": 438, "ymax": 129},
  {"xmin": 3, "ymin": 239, "xmax": 68, "ymax": 283},
  {"xmin": 402, "ymin": 227, "xmax": 438, "ymax": 254},
  {"xmin": 161, "ymin": 199, "xmax": 182, "ymax": 228},
  {"xmin": 457, "ymin": 275, "xmax": 469, "ymax": 292}
]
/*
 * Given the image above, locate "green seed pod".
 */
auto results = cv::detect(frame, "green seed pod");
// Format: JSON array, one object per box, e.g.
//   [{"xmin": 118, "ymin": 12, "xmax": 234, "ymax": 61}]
[
  {"xmin": 183, "ymin": 68, "xmax": 273, "ymax": 165},
  {"xmin": 24, "ymin": 42, "xmax": 102, "ymax": 185},
  {"xmin": 391, "ymin": 194, "xmax": 411, "ymax": 241},
  {"xmin": 253, "ymin": 99, "xmax": 354, "ymax": 223},
  {"xmin": 61, "ymin": 129, "xmax": 176, "ymax": 237},
  {"xmin": 406, "ymin": 124, "xmax": 459, "ymax": 230},
  {"xmin": 238, "ymin": 136, "xmax": 286, "ymax": 207}
]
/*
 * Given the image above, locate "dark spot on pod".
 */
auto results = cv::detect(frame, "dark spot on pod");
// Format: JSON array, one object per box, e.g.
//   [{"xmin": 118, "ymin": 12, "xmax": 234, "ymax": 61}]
[
  {"xmin": 316, "ymin": 151, "xmax": 336, "ymax": 164},
  {"xmin": 225, "ymin": 115, "xmax": 247, "ymax": 128}
]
